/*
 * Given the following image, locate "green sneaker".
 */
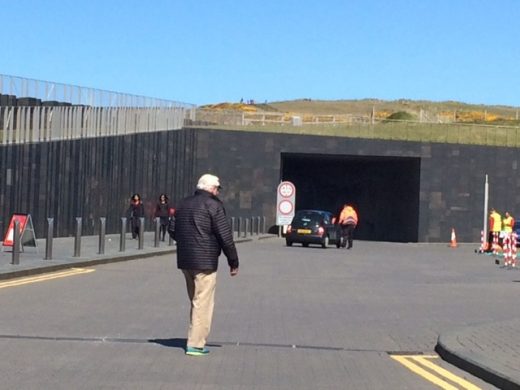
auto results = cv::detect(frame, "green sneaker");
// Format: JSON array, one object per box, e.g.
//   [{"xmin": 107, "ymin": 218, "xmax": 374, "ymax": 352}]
[{"xmin": 186, "ymin": 346, "xmax": 209, "ymax": 356}]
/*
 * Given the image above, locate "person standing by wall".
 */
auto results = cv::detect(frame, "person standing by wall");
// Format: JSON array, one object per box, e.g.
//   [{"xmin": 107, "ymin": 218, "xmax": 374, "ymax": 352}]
[
  {"xmin": 338, "ymin": 204, "xmax": 358, "ymax": 249},
  {"xmin": 503, "ymin": 211, "xmax": 515, "ymax": 234},
  {"xmin": 487, "ymin": 208, "xmax": 502, "ymax": 252},
  {"xmin": 127, "ymin": 193, "xmax": 145, "ymax": 239},
  {"xmin": 172, "ymin": 174, "xmax": 239, "ymax": 356},
  {"xmin": 155, "ymin": 194, "xmax": 170, "ymax": 241}
]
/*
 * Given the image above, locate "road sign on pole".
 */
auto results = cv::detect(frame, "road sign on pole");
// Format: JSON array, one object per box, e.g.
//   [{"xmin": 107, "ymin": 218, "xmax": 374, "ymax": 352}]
[{"xmin": 276, "ymin": 181, "xmax": 296, "ymax": 226}]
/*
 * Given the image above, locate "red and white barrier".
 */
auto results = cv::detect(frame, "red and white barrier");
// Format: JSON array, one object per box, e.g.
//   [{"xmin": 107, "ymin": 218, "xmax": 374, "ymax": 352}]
[
  {"xmin": 503, "ymin": 233, "xmax": 512, "ymax": 266},
  {"xmin": 512, "ymin": 233, "xmax": 517, "ymax": 267},
  {"xmin": 501, "ymin": 232, "xmax": 518, "ymax": 267},
  {"xmin": 492, "ymin": 231, "xmax": 500, "ymax": 255},
  {"xmin": 478, "ymin": 230, "xmax": 487, "ymax": 252}
]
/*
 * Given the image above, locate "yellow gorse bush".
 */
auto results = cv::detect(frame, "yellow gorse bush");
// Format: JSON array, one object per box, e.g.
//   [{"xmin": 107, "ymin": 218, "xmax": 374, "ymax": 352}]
[{"xmin": 439, "ymin": 111, "xmax": 509, "ymax": 122}]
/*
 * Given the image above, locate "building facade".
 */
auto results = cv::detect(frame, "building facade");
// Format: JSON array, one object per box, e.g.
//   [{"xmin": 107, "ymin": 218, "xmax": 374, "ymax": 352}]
[{"xmin": 1, "ymin": 127, "xmax": 518, "ymax": 242}]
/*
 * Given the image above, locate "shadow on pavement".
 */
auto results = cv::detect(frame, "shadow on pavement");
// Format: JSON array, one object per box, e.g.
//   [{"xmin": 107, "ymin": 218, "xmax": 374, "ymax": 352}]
[{"xmin": 149, "ymin": 338, "xmax": 186, "ymax": 350}]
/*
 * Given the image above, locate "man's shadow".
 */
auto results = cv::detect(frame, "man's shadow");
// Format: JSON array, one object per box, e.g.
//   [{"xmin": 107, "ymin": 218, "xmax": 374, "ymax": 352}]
[
  {"xmin": 149, "ymin": 338, "xmax": 186, "ymax": 350},
  {"xmin": 149, "ymin": 338, "xmax": 222, "ymax": 350}
]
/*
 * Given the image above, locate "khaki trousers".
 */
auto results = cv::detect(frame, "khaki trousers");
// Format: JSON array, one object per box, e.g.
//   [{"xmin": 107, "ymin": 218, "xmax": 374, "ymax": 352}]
[{"xmin": 182, "ymin": 269, "xmax": 217, "ymax": 348}]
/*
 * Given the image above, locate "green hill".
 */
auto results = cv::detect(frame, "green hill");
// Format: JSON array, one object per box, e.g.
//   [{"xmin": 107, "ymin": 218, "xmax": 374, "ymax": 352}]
[{"xmin": 265, "ymin": 99, "xmax": 519, "ymax": 122}]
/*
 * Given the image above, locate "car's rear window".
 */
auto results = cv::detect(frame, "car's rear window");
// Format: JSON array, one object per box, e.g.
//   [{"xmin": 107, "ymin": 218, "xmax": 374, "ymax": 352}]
[{"xmin": 294, "ymin": 212, "xmax": 323, "ymax": 226}]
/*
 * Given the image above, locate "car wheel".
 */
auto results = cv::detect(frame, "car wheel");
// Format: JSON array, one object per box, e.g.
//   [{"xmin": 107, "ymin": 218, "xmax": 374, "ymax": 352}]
[
  {"xmin": 302, "ymin": 242, "xmax": 309, "ymax": 247},
  {"xmin": 286, "ymin": 240, "xmax": 293, "ymax": 247},
  {"xmin": 322, "ymin": 235, "xmax": 329, "ymax": 248}
]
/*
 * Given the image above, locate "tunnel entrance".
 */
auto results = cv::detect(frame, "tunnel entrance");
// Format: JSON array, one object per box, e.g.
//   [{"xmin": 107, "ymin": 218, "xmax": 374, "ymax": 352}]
[{"xmin": 281, "ymin": 153, "xmax": 421, "ymax": 242}]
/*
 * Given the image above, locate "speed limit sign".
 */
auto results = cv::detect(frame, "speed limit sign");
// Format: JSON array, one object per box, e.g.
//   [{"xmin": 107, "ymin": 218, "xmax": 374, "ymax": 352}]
[
  {"xmin": 278, "ymin": 200, "xmax": 294, "ymax": 215},
  {"xmin": 276, "ymin": 181, "xmax": 296, "ymax": 225},
  {"xmin": 279, "ymin": 182, "xmax": 295, "ymax": 198}
]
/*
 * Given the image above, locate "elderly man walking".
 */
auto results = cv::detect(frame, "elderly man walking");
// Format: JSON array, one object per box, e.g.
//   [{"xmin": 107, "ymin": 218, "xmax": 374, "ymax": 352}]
[{"xmin": 172, "ymin": 173, "xmax": 239, "ymax": 356}]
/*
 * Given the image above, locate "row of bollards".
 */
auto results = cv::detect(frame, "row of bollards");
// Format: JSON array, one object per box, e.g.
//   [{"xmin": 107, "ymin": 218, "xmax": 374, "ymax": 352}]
[
  {"xmin": 9, "ymin": 215, "xmax": 266, "ymax": 263},
  {"xmin": 8, "ymin": 215, "xmax": 267, "ymax": 264},
  {"xmin": 40, "ymin": 216, "xmax": 177, "ymax": 261},
  {"xmin": 230, "ymin": 216, "xmax": 266, "ymax": 239}
]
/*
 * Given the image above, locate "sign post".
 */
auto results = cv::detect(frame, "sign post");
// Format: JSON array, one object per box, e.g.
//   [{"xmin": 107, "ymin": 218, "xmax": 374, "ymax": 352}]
[
  {"xmin": 2, "ymin": 213, "xmax": 37, "ymax": 252},
  {"xmin": 276, "ymin": 181, "xmax": 296, "ymax": 231}
]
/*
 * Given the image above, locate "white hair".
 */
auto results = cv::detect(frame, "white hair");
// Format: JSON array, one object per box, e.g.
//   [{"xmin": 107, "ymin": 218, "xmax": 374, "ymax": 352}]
[{"xmin": 197, "ymin": 174, "xmax": 220, "ymax": 191}]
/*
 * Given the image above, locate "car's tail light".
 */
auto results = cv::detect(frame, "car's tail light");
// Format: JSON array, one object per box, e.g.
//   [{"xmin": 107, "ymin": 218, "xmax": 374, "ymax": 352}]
[
  {"xmin": 287, "ymin": 225, "xmax": 292, "ymax": 233},
  {"xmin": 318, "ymin": 226, "xmax": 325, "ymax": 236}
]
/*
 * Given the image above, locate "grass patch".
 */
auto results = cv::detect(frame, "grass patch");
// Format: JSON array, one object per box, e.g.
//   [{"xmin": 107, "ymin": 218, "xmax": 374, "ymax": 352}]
[{"xmin": 189, "ymin": 121, "xmax": 520, "ymax": 147}]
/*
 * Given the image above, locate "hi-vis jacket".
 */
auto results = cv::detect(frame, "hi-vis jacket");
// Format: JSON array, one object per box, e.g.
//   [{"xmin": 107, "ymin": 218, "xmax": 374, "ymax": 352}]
[
  {"xmin": 489, "ymin": 211, "xmax": 502, "ymax": 232},
  {"xmin": 339, "ymin": 206, "xmax": 358, "ymax": 226},
  {"xmin": 503, "ymin": 215, "xmax": 514, "ymax": 233}
]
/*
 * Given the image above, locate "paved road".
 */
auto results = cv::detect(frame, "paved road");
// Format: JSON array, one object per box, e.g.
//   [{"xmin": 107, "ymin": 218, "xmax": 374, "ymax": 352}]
[{"xmin": 0, "ymin": 238, "xmax": 517, "ymax": 389}]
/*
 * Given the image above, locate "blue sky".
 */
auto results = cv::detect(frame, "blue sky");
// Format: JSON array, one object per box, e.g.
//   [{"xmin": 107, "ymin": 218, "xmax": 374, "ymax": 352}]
[{"xmin": 2, "ymin": 0, "xmax": 519, "ymax": 106}]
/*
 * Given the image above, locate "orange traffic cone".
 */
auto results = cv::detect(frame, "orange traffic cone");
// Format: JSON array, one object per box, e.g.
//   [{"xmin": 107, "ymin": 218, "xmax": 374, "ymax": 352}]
[{"xmin": 449, "ymin": 228, "xmax": 458, "ymax": 248}]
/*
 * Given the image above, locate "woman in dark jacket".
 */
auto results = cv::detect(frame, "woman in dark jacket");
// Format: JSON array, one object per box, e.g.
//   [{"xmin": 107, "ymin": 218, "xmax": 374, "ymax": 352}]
[
  {"xmin": 155, "ymin": 194, "xmax": 170, "ymax": 241},
  {"xmin": 127, "ymin": 193, "xmax": 145, "ymax": 239}
]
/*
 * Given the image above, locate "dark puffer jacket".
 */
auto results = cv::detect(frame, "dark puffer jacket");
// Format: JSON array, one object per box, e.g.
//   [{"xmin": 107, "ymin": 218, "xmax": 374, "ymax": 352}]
[{"xmin": 174, "ymin": 189, "xmax": 238, "ymax": 270}]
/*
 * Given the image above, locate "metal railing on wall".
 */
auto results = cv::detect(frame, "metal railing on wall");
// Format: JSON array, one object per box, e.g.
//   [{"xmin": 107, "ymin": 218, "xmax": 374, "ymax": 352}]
[{"xmin": 0, "ymin": 74, "xmax": 196, "ymax": 144}]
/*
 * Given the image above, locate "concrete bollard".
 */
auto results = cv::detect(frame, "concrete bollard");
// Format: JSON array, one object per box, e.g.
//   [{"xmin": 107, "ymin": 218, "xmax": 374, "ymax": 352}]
[
  {"xmin": 11, "ymin": 220, "xmax": 20, "ymax": 265},
  {"xmin": 74, "ymin": 217, "xmax": 82, "ymax": 257},
  {"xmin": 98, "ymin": 217, "xmax": 106, "ymax": 254},
  {"xmin": 256, "ymin": 216, "xmax": 261, "ymax": 235},
  {"xmin": 120, "ymin": 217, "xmax": 127, "ymax": 252},
  {"xmin": 138, "ymin": 217, "xmax": 144, "ymax": 249},
  {"xmin": 154, "ymin": 217, "xmax": 160, "ymax": 248},
  {"xmin": 45, "ymin": 218, "xmax": 54, "ymax": 260},
  {"xmin": 168, "ymin": 217, "xmax": 175, "ymax": 246},
  {"xmin": 244, "ymin": 218, "xmax": 249, "ymax": 238},
  {"xmin": 230, "ymin": 217, "xmax": 235, "ymax": 239}
]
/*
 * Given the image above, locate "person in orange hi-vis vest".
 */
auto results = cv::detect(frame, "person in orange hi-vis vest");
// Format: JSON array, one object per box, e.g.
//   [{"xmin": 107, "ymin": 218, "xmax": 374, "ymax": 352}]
[{"xmin": 338, "ymin": 204, "xmax": 358, "ymax": 249}]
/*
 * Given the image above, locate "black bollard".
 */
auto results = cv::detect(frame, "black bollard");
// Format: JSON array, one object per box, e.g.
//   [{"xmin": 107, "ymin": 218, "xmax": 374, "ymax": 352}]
[
  {"xmin": 11, "ymin": 220, "xmax": 20, "ymax": 265},
  {"xmin": 98, "ymin": 217, "xmax": 106, "ymax": 255},
  {"xmin": 74, "ymin": 217, "xmax": 82, "ymax": 257},
  {"xmin": 250, "ymin": 217, "xmax": 254, "ymax": 236},
  {"xmin": 45, "ymin": 218, "xmax": 54, "ymax": 260},
  {"xmin": 237, "ymin": 217, "xmax": 242, "ymax": 239},
  {"xmin": 120, "ymin": 217, "xmax": 126, "ymax": 252},
  {"xmin": 138, "ymin": 217, "xmax": 144, "ymax": 249},
  {"xmin": 154, "ymin": 217, "xmax": 160, "ymax": 248}
]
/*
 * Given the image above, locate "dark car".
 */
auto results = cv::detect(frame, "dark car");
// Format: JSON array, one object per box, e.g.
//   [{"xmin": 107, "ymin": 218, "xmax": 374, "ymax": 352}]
[{"xmin": 285, "ymin": 209, "xmax": 340, "ymax": 248}]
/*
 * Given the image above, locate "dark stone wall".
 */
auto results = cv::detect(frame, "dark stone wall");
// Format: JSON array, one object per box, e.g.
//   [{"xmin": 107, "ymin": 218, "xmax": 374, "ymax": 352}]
[
  {"xmin": 0, "ymin": 130, "xmax": 197, "ymax": 238},
  {"xmin": 190, "ymin": 128, "xmax": 520, "ymax": 243},
  {"xmin": 1, "ymin": 127, "xmax": 519, "ymax": 242}
]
